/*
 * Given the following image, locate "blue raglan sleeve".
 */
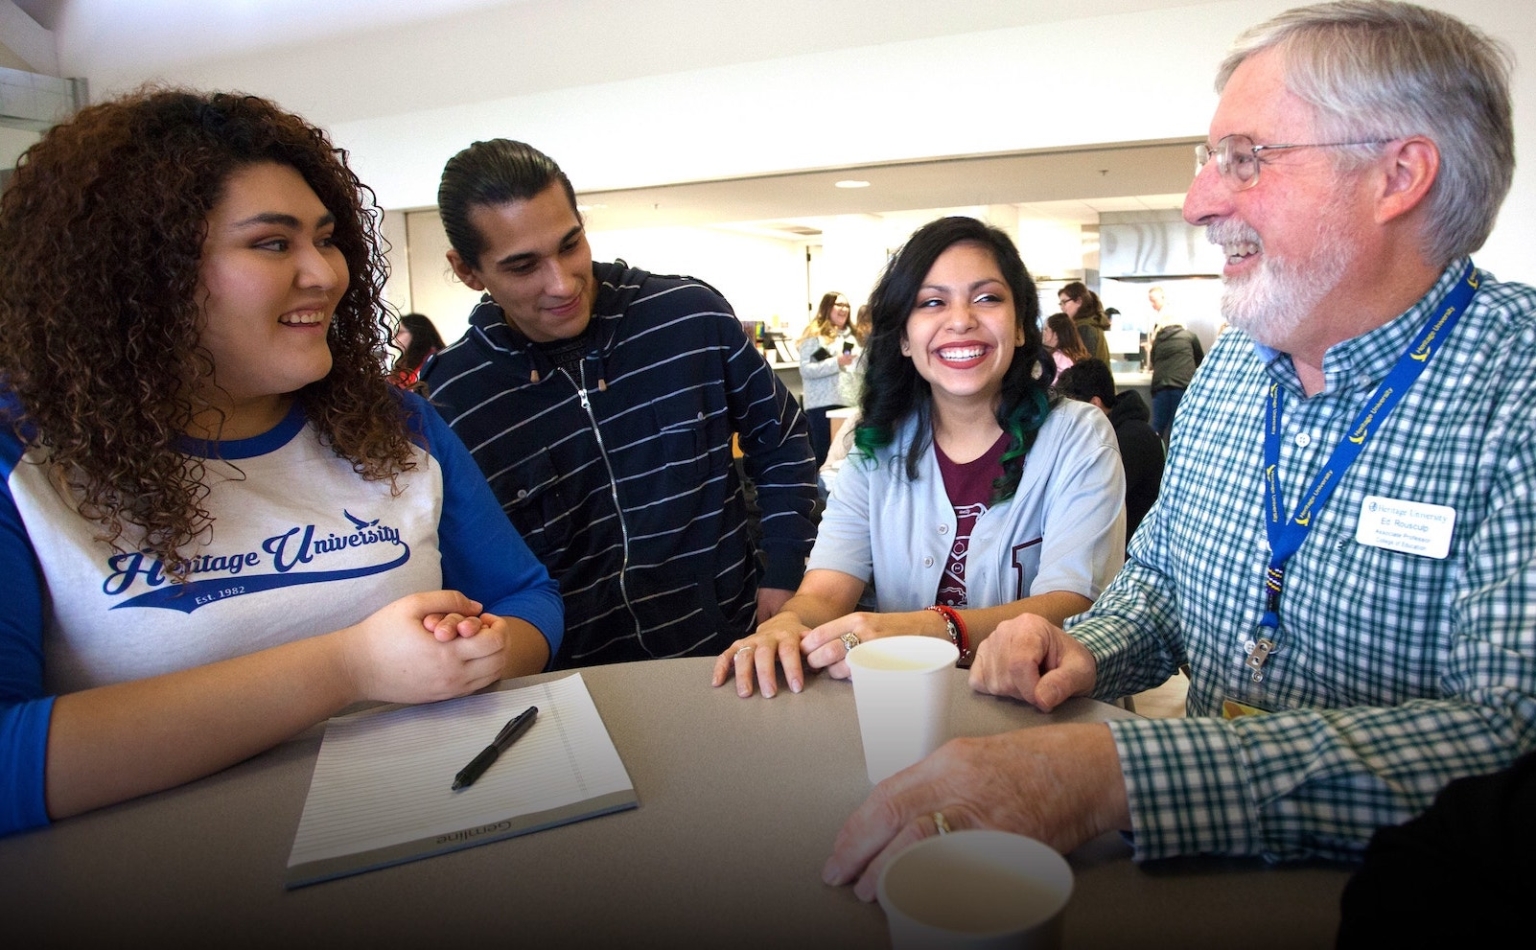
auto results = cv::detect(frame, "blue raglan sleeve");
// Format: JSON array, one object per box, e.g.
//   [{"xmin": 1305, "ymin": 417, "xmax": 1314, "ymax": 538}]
[
  {"xmin": 402, "ymin": 393, "xmax": 564, "ymax": 663},
  {"xmin": 0, "ymin": 414, "xmax": 55, "ymax": 837}
]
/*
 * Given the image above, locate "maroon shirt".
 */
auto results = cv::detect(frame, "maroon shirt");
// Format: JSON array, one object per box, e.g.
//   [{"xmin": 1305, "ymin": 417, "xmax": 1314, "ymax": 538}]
[{"xmin": 932, "ymin": 431, "xmax": 1010, "ymax": 607}]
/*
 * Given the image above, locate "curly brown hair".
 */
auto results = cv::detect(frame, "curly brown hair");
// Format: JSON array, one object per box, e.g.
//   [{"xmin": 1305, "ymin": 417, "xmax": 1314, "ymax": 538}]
[{"xmin": 0, "ymin": 87, "xmax": 414, "ymax": 580}]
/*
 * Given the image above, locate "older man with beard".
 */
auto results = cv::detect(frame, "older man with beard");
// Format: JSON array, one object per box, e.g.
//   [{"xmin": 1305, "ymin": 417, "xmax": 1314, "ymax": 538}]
[{"xmin": 821, "ymin": 0, "xmax": 1536, "ymax": 895}]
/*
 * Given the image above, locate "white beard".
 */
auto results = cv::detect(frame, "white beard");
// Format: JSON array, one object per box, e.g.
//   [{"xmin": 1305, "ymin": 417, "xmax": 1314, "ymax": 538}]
[{"xmin": 1207, "ymin": 211, "xmax": 1352, "ymax": 349}]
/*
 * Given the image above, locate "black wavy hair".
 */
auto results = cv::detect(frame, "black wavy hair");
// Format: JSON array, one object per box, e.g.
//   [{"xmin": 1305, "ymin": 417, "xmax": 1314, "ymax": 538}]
[
  {"xmin": 392, "ymin": 312, "xmax": 446, "ymax": 377},
  {"xmin": 852, "ymin": 216, "xmax": 1055, "ymax": 501},
  {"xmin": 437, "ymin": 138, "xmax": 578, "ymax": 269}
]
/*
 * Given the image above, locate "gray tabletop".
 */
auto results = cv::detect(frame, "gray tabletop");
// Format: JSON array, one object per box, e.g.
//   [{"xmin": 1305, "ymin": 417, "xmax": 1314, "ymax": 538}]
[{"xmin": 1, "ymin": 657, "xmax": 1351, "ymax": 948}]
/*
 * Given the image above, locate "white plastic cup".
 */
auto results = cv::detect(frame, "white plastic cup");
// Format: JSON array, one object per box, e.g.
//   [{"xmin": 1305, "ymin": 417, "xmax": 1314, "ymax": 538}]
[
  {"xmin": 877, "ymin": 830, "xmax": 1074, "ymax": 949},
  {"xmin": 845, "ymin": 635, "xmax": 958, "ymax": 784}
]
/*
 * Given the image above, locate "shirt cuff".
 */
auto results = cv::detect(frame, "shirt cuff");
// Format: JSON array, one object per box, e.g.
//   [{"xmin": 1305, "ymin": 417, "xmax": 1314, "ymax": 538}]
[
  {"xmin": 0, "ymin": 694, "xmax": 55, "ymax": 837},
  {"xmin": 1108, "ymin": 715, "xmax": 1261, "ymax": 860},
  {"xmin": 1069, "ymin": 615, "xmax": 1142, "ymax": 701}
]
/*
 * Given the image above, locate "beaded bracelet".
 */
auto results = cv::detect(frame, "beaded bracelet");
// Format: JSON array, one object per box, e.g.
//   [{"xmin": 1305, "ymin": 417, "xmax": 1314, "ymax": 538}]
[{"xmin": 925, "ymin": 604, "xmax": 973, "ymax": 668}]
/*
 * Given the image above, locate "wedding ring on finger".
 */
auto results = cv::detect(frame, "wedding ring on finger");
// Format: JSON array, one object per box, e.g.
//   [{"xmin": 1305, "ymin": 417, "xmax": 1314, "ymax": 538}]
[
  {"xmin": 735, "ymin": 645, "xmax": 755, "ymax": 658},
  {"xmin": 932, "ymin": 812, "xmax": 951, "ymax": 836},
  {"xmin": 839, "ymin": 631, "xmax": 861, "ymax": 653}
]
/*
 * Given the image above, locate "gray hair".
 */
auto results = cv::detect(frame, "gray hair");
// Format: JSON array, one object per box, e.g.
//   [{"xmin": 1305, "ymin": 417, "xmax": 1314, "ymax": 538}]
[{"xmin": 1217, "ymin": 1, "xmax": 1514, "ymax": 264}]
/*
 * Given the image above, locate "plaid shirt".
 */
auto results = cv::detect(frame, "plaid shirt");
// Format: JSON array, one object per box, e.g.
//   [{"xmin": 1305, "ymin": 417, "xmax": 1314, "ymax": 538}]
[{"xmin": 1071, "ymin": 259, "xmax": 1536, "ymax": 861}]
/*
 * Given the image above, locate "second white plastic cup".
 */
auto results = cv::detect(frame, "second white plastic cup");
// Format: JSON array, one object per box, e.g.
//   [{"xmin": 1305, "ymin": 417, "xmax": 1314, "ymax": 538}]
[
  {"xmin": 878, "ymin": 830, "xmax": 1074, "ymax": 949},
  {"xmin": 845, "ymin": 635, "xmax": 958, "ymax": 784}
]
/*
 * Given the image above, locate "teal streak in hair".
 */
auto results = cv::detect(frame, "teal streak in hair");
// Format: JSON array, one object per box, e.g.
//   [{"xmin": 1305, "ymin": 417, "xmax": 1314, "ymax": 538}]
[
  {"xmin": 1000, "ymin": 387, "xmax": 1049, "ymax": 468},
  {"xmin": 852, "ymin": 422, "xmax": 890, "ymax": 466},
  {"xmin": 994, "ymin": 388, "xmax": 1050, "ymax": 501}
]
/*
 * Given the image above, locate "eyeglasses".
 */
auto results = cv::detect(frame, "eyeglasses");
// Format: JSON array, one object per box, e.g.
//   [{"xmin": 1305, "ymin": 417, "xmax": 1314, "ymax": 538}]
[{"xmin": 1194, "ymin": 134, "xmax": 1395, "ymax": 190}]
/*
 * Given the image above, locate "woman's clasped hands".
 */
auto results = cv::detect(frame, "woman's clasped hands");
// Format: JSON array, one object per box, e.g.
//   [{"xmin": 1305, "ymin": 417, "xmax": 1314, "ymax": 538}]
[{"xmin": 339, "ymin": 590, "xmax": 512, "ymax": 705}]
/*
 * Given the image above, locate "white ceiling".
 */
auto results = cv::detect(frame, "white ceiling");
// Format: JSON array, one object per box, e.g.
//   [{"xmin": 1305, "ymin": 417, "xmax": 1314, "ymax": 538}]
[
  {"xmin": 5, "ymin": 0, "xmax": 1199, "ymax": 231},
  {"xmin": 575, "ymin": 141, "xmax": 1195, "ymax": 238}
]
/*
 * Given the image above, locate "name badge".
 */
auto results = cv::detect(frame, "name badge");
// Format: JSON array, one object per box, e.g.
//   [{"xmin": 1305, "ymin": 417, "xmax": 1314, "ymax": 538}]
[{"xmin": 1355, "ymin": 495, "xmax": 1456, "ymax": 559}]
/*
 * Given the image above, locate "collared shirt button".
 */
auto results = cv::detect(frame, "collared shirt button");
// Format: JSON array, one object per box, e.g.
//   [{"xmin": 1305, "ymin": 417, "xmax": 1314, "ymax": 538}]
[
  {"xmin": 923, "ymin": 556, "xmax": 934, "ymax": 567},
  {"xmin": 1294, "ymin": 432, "xmax": 1312, "ymax": 448},
  {"xmin": 938, "ymin": 524, "xmax": 949, "ymax": 535}
]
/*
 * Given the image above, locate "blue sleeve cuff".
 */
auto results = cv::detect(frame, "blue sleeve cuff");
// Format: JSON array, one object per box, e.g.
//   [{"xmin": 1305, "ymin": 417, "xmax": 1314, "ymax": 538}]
[{"xmin": 1, "ymin": 695, "xmax": 55, "ymax": 837}]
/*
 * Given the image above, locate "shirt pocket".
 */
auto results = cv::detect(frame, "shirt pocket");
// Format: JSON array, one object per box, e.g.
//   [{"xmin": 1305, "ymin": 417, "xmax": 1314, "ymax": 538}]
[
  {"xmin": 488, "ymin": 449, "xmax": 570, "ymax": 554},
  {"xmin": 656, "ymin": 411, "xmax": 712, "ymax": 487}
]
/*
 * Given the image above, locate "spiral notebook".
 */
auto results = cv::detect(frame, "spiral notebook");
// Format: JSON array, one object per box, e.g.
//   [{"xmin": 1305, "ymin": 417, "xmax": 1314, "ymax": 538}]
[{"xmin": 285, "ymin": 673, "xmax": 636, "ymax": 887}]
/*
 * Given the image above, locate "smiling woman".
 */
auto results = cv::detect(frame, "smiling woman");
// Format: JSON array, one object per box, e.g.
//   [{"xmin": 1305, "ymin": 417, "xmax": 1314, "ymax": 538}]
[
  {"xmin": 0, "ymin": 87, "xmax": 563, "ymax": 836},
  {"xmin": 714, "ymin": 216, "xmax": 1126, "ymax": 698},
  {"xmin": 193, "ymin": 162, "xmax": 349, "ymax": 438}
]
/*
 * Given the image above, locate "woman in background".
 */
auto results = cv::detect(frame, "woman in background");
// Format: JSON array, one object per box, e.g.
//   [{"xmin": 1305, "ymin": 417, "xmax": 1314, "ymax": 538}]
[
  {"xmin": 715, "ymin": 216, "xmax": 1123, "ymax": 698},
  {"xmin": 1042, "ymin": 312, "xmax": 1091, "ymax": 376},
  {"xmin": 797, "ymin": 292, "xmax": 861, "ymax": 466},
  {"xmin": 0, "ymin": 88, "xmax": 562, "ymax": 836},
  {"xmin": 390, "ymin": 312, "xmax": 445, "ymax": 388},
  {"xmin": 1058, "ymin": 280, "xmax": 1112, "ymax": 364},
  {"xmin": 838, "ymin": 303, "xmax": 873, "ymax": 410}
]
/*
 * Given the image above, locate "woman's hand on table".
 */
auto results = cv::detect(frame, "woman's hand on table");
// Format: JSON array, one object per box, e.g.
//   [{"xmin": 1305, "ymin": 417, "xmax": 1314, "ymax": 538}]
[
  {"xmin": 800, "ymin": 610, "xmax": 949, "ymax": 680},
  {"xmin": 712, "ymin": 612, "xmax": 810, "ymax": 698},
  {"xmin": 822, "ymin": 724, "xmax": 1130, "ymax": 902},
  {"xmin": 339, "ymin": 591, "xmax": 508, "ymax": 705},
  {"xmin": 967, "ymin": 613, "xmax": 1097, "ymax": 711}
]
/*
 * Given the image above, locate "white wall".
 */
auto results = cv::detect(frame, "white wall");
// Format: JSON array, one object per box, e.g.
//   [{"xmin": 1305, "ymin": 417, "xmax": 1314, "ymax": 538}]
[
  {"xmin": 331, "ymin": 3, "xmax": 1243, "ymax": 206},
  {"xmin": 317, "ymin": 0, "xmax": 1533, "ymax": 287},
  {"xmin": 586, "ymin": 226, "xmax": 805, "ymax": 331},
  {"xmin": 26, "ymin": 0, "xmax": 1536, "ymax": 293},
  {"xmin": 0, "ymin": 124, "xmax": 36, "ymax": 166}
]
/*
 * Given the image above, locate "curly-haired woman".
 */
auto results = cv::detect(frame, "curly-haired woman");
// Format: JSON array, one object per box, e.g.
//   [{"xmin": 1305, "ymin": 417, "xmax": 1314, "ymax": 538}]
[
  {"xmin": 0, "ymin": 88, "xmax": 562, "ymax": 834},
  {"xmin": 715, "ymin": 217, "xmax": 1124, "ymax": 697}
]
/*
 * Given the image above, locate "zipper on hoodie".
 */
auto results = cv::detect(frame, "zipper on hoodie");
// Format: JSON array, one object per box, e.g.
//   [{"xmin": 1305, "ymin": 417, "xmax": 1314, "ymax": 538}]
[{"xmin": 566, "ymin": 361, "xmax": 645, "ymax": 641}]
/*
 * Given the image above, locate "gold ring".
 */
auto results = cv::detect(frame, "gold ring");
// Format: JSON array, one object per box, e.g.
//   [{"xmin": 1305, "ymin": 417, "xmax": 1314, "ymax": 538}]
[
  {"xmin": 839, "ymin": 632, "xmax": 861, "ymax": 653},
  {"xmin": 933, "ymin": 812, "xmax": 951, "ymax": 835}
]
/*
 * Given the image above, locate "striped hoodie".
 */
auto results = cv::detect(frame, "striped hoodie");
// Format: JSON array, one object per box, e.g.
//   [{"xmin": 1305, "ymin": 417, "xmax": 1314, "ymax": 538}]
[{"xmin": 422, "ymin": 261, "xmax": 817, "ymax": 666}]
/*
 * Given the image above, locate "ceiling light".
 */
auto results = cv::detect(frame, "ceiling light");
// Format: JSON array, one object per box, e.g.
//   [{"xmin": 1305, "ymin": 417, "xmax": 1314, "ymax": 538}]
[{"xmin": 834, "ymin": 180, "xmax": 871, "ymax": 189}]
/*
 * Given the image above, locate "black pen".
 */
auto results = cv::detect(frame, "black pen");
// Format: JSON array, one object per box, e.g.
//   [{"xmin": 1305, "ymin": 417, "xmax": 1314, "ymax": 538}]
[{"xmin": 451, "ymin": 705, "xmax": 538, "ymax": 791}]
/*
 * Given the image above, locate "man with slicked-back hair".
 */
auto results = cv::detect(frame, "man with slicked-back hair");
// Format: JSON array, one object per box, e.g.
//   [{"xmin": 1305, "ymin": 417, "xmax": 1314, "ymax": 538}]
[{"xmin": 421, "ymin": 139, "xmax": 817, "ymax": 669}]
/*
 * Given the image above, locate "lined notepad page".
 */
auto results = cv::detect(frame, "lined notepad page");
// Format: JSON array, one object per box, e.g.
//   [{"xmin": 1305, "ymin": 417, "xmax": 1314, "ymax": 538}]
[{"xmin": 288, "ymin": 673, "xmax": 633, "ymax": 868}]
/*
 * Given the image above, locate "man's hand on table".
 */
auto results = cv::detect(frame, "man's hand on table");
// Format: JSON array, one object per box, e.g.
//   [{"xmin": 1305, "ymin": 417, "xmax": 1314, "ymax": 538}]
[
  {"xmin": 967, "ymin": 613, "xmax": 1097, "ymax": 710},
  {"xmin": 821, "ymin": 724, "xmax": 1131, "ymax": 901}
]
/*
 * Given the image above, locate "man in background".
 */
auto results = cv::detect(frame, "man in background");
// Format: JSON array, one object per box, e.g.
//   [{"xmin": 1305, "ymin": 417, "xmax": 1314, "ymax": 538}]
[
  {"xmin": 1056, "ymin": 358, "xmax": 1163, "ymax": 548},
  {"xmin": 1145, "ymin": 285, "xmax": 1206, "ymax": 443},
  {"xmin": 421, "ymin": 139, "xmax": 817, "ymax": 668},
  {"xmin": 823, "ymin": 0, "xmax": 1536, "ymax": 895}
]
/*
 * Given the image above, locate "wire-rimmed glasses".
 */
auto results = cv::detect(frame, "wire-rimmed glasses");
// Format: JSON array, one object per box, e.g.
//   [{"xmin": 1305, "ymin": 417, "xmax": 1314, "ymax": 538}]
[{"xmin": 1194, "ymin": 134, "xmax": 1395, "ymax": 190}]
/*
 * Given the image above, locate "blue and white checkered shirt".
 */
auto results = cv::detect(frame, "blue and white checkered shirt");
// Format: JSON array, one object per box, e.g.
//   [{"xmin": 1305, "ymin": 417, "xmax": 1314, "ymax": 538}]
[{"xmin": 1071, "ymin": 258, "xmax": 1536, "ymax": 861}]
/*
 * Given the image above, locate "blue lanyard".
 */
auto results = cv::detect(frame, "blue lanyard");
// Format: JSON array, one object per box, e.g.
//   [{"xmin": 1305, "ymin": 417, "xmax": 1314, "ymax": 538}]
[{"xmin": 1247, "ymin": 260, "xmax": 1479, "ymax": 681}]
